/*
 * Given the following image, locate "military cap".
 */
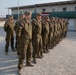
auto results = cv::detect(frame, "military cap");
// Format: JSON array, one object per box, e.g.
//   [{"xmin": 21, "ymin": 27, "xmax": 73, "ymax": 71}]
[
  {"xmin": 8, "ymin": 15, "xmax": 13, "ymax": 18},
  {"xmin": 51, "ymin": 17, "xmax": 55, "ymax": 20},
  {"xmin": 36, "ymin": 13, "xmax": 42, "ymax": 16},
  {"xmin": 51, "ymin": 17, "xmax": 55, "ymax": 19},
  {"xmin": 61, "ymin": 18, "xmax": 64, "ymax": 20},
  {"xmin": 24, "ymin": 11, "xmax": 31, "ymax": 16},
  {"xmin": 19, "ymin": 14, "xmax": 23, "ymax": 18},
  {"xmin": 55, "ymin": 17, "xmax": 58, "ymax": 19},
  {"xmin": 44, "ymin": 16, "xmax": 49, "ymax": 20}
]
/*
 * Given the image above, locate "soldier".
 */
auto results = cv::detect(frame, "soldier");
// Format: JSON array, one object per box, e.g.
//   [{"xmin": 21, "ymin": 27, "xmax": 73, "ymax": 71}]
[
  {"xmin": 4, "ymin": 15, "xmax": 15, "ymax": 55},
  {"xmin": 14, "ymin": 14, "xmax": 24, "ymax": 55},
  {"xmin": 63, "ymin": 19, "xmax": 66, "ymax": 38},
  {"xmin": 54, "ymin": 17, "xmax": 59, "ymax": 45},
  {"xmin": 49, "ymin": 17, "xmax": 55, "ymax": 49},
  {"xmin": 18, "ymin": 11, "xmax": 34, "ymax": 74},
  {"xmin": 57, "ymin": 18, "xmax": 61, "ymax": 43},
  {"xmin": 56, "ymin": 17, "xmax": 60, "ymax": 44},
  {"xmin": 51, "ymin": 17, "xmax": 56, "ymax": 46},
  {"xmin": 42, "ymin": 16, "xmax": 50, "ymax": 53},
  {"xmin": 60, "ymin": 18, "xmax": 64, "ymax": 39},
  {"xmin": 63, "ymin": 19, "xmax": 68, "ymax": 38},
  {"xmin": 32, "ymin": 13, "xmax": 43, "ymax": 64},
  {"xmin": 65, "ymin": 19, "xmax": 69, "ymax": 37}
]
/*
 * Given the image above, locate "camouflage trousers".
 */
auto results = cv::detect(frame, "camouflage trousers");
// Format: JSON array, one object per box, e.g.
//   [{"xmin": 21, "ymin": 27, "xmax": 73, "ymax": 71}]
[
  {"xmin": 48, "ymin": 32, "xmax": 54, "ymax": 48},
  {"xmin": 53, "ymin": 32, "xmax": 58, "ymax": 44},
  {"xmin": 42, "ymin": 34, "xmax": 49, "ymax": 52},
  {"xmin": 32, "ymin": 34, "xmax": 43, "ymax": 59},
  {"xmin": 15, "ymin": 35, "xmax": 20, "ymax": 55},
  {"xmin": 5, "ymin": 32, "xmax": 14, "ymax": 53},
  {"xmin": 57, "ymin": 31, "xmax": 61, "ymax": 42},
  {"xmin": 18, "ymin": 39, "xmax": 32, "ymax": 69}
]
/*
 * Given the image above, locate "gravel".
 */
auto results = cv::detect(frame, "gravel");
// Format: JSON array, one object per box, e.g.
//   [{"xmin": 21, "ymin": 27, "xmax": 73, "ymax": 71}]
[{"xmin": 0, "ymin": 27, "xmax": 76, "ymax": 75}]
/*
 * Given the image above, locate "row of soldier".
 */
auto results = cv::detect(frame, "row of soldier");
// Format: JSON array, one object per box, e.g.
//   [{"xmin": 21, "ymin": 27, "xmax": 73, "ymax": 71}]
[{"xmin": 4, "ymin": 11, "xmax": 68, "ymax": 74}]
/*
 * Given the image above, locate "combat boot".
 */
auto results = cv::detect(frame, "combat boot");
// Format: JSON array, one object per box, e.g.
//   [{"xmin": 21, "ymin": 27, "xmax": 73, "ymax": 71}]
[
  {"xmin": 18, "ymin": 69, "xmax": 21, "ymax": 74},
  {"xmin": 26, "ymin": 63, "xmax": 34, "ymax": 67},
  {"xmin": 43, "ymin": 49, "xmax": 48, "ymax": 53},
  {"xmin": 32, "ymin": 58, "xmax": 37, "ymax": 64}
]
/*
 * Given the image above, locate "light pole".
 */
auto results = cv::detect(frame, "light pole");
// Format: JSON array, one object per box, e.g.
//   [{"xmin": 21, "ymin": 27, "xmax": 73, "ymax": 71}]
[{"xmin": 18, "ymin": 1, "xmax": 19, "ymax": 20}]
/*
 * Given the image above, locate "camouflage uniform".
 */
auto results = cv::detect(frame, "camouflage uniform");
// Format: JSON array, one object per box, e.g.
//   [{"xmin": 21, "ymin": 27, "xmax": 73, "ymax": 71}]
[
  {"xmin": 65, "ymin": 20, "xmax": 69, "ymax": 37},
  {"xmin": 54, "ymin": 18, "xmax": 58, "ymax": 44},
  {"xmin": 51, "ymin": 18, "xmax": 56, "ymax": 46},
  {"xmin": 60, "ymin": 19, "xmax": 64, "ymax": 39},
  {"xmin": 49, "ymin": 19, "xmax": 54, "ymax": 49},
  {"xmin": 42, "ymin": 17, "xmax": 50, "ymax": 53},
  {"xmin": 4, "ymin": 17, "xmax": 15, "ymax": 53},
  {"xmin": 63, "ymin": 19, "xmax": 68, "ymax": 38},
  {"xmin": 18, "ymin": 11, "xmax": 33, "ymax": 72},
  {"xmin": 62, "ymin": 19, "xmax": 65, "ymax": 38},
  {"xmin": 57, "ymin": 18, "xmax": 62, "ymax": 42},
  {"xmin": 17, "ymin": 18, "xmax": 33, "ymax": 70},
  {"xmin": 32, "ymin": 18, "xmax": 43, "ymax": 63},
  {"xmin": 14, "ymin": 15, "xmax": 23, "ymax": 55},
  {"xmin": 56, "ymin": 18, "xmax": 60, "ymax": 44}
]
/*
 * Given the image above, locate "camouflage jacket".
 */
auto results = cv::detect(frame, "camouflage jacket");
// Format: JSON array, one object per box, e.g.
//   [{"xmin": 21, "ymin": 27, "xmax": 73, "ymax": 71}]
[
  {"xmin": 18, "ymin": 19, "xmax": 32, "ymax": 41},
  {"xmin": 42, "ymin": 21, "xmax": 49, "ymax": 36},
  {"xmin": 32, "ymin": 19, "xmax": 42, "ymax": 36},
  {"xmin": 4, "ymin": 20, "xmax": 15, "ymax": 33}
]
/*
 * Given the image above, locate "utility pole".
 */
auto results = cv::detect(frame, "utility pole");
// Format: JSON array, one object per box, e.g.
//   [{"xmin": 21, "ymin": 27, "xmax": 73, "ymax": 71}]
[
  {"xmin": 18, "ymin": 1, "xmax": 19, "ymax": 20},
  {"xmin": 35, "ymin": 4, "xmax": 37, "ymax": 13}
]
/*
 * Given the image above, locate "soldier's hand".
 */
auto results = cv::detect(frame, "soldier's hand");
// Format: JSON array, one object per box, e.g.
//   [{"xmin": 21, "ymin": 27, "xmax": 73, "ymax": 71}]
[
  {"xmin": 5, "ymin": 25, "xmax": 8, "ymax": 26},
  {"xmin": 21, "ymin": 23, "xmax": 24, "ymax": 27},
  {"xmin": 5, "ymin": 22, "xmax": 9, "ymax": 26}
]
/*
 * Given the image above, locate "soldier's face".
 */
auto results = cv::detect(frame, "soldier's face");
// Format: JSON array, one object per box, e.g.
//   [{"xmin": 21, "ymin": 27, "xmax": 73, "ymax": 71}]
[
  {"xmin": 23, "ymin": 15, "xmax": 25, "ymax": 19},
  {"xmin": 25, "ymin": 15, "xmax": 31, "ymax": 20},
  {"xmin": 9, "ymin": 17, "xmax": 13, "ymax": 21},
  {"xmin": 47, "ymin": 18, "xmax": 50, "ymax": 22},
  {"xmin": 36, "ymin": 16, "xmax": 41, "ymax": 20}
]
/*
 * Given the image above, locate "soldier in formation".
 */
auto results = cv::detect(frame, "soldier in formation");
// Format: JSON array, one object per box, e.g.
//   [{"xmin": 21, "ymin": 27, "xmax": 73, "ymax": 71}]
[
  {"xmin": 4, "ymin": 11, "xmax": 68, "ymax": 74},
  {"xmin": 14, "ymin": 14, "xmax": 24, "ymax": 55},
  {"xmin": 32, "ymin": 13, "xmax": 43, "ymax": 64}
]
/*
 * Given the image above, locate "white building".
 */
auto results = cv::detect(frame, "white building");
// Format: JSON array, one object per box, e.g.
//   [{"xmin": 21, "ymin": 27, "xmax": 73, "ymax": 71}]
[{"xmin": 7, "ymin": 1, "xmax": 76, "ymax": 31}]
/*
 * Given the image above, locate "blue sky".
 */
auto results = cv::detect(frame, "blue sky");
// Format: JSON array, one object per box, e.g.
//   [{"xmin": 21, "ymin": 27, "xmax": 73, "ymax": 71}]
[{"xmin": 0, "ymin": 0, "xmax": 70, "ymax": 17}]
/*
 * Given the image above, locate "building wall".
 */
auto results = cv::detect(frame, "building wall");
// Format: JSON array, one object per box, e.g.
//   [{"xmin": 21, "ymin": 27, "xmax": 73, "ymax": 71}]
[
  {"xmin": 0, "ymin": 21, "xmax": 5, "ymax": 27},
  {"xmin": 11, "ymin": 4, "xmax": 76, "ymax": 14},
  {"xmin": 11, "ymin": 3, "xmax": 76, "ymax": 31},
  {"xmin": 68, "ymin": 19, "xmax": 76, "ymax": 31},
  {"xmin": 12, "ymin": 9, "xmax": 18, "ymax": 14}
]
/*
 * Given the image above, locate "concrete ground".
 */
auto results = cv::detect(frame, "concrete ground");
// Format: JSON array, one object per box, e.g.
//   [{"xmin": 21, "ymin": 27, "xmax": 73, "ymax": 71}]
[{"xmin": 0, "ymin": 27, "xmax": 76, "ymax": 75}]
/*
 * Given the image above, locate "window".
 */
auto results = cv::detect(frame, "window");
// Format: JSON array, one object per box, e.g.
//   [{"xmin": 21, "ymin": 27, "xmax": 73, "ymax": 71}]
[
  {"xmin": 42, "ymin": 8, "xmax": 46, "ymax": 12},
  {"xmin": 52, "ymin": 8, "xmax": 55, "ymax": 12},
  {"xmin": 63, "ymin": 7, "xmax": 67, "ymax": 12},
  {"xmin": 75, "ymin": 7, "xmax": 76, "ymax": 11}
]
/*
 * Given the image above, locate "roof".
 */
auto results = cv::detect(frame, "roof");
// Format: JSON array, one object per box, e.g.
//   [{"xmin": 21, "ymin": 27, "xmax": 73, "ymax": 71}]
[{"xmin": 8, "ymin": 1, "xmax": 76, "ymax": 10}]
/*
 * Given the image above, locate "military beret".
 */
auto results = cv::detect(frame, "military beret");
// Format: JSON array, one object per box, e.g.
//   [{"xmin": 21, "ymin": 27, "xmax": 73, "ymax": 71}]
[
  {"xmin": 36, "ymin": 13, "xmax": 42, "ymax": 16},
  {"xmin": 24, "ymin": 11, "xmax": 31, "ymax": 16}
]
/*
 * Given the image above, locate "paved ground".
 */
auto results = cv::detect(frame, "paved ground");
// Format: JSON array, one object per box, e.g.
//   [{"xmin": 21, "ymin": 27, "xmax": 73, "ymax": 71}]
[{"xmin": 0, "ymin": 27, "xmax": 76, "ymax": 75}]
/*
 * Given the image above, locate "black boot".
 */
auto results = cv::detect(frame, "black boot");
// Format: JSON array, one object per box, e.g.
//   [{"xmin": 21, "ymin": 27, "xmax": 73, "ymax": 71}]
[{"xmin": 32, "ymin": 58, "xmax": 37, "ymax": 64}]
